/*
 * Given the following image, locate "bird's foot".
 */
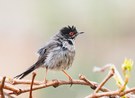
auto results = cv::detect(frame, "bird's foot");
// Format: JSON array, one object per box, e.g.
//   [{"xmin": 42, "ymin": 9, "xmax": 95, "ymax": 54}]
[
  {"xmin": 44, "ymin": 79, "xmax": 48, "ymax": 84},
  {"xmin": 62, "ymin": 70, "xmax": 73, "ymax": 87},
  {"xmin": 41, "ymin": 79, "xmax": 48, "ymax": 85},
  {"xmin": 68, "ymin": 77, "xmax": 73, "ymax": 87}
]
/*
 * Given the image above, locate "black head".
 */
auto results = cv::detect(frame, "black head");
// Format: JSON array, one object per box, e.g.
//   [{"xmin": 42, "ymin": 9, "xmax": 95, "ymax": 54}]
[{"xmin": 60, "ymin": 26, "xmax": 84, "ymax": 39}]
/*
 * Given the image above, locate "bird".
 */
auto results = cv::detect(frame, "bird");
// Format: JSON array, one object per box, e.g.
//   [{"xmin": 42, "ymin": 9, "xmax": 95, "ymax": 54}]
[{"xmin": 14, "ymin": 26, "xmax": 84, "ymax": 83}]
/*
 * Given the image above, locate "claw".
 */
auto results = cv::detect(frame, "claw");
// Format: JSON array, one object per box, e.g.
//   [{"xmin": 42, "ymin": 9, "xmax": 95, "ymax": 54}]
[
  {"xmin": 44, "ymin": 79, "xmax": 48, "ymax": 84},
  {"xmin": 68, "ymin": 77, "xmax": 73, "ymax": 87}
]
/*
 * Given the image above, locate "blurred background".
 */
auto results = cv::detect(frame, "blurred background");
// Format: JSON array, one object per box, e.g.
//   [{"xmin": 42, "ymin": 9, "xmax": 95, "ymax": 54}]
[{"xmin": 0, "ymin": 0, "xmax": 135, "ymax": 98}]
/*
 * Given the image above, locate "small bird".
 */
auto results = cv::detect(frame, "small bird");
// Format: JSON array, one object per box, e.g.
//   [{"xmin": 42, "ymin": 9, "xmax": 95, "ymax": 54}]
[{"xmin": 14, "ymin": 26, "xmax": 84, "ymax": 83}]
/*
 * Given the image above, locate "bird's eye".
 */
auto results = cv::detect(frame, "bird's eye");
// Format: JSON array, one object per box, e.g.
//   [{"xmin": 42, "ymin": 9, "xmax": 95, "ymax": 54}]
[{"xmin": 69, "ymin": 32, "xmax": 74, "ymax": 36}]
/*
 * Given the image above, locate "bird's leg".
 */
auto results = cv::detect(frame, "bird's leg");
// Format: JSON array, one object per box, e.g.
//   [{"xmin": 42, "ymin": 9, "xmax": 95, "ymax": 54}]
[
  {"xmin": 62, "ymin": 70, "xmax": 73, "ymax": 86},
  {"xmin": 44, "ymin": 67, "xmax": 48, "ymax": 84}
]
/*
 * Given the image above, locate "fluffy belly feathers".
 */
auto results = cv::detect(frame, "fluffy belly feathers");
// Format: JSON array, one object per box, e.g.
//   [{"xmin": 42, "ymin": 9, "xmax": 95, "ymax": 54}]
[{"xmin": 44, "ymin": 47, "xmax": 75, "ymax": 70}]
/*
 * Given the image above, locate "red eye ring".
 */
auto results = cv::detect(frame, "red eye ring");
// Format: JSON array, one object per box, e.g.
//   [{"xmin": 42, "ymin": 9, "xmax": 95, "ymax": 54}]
[{"xmin": 69, "ymin": 32, "xmax": 74, "ymax": 36}]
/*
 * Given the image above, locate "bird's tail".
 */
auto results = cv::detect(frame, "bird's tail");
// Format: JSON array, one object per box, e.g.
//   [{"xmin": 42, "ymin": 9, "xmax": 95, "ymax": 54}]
[{"xmin": 14, "ymin": 64, "xmax": 38, "ymax": 79}]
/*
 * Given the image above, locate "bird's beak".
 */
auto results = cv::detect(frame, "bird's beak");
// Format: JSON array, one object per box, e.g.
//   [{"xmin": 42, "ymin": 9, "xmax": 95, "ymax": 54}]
[
  {"xmin": 73, "ymin": 32, "xmax": 84, "ymax": 39},
  {"xmin": 79, "ymin": 32, "xmax": 84, "ymax": 34},
  {"xmin": 76, "ymin": 32, "xmax": 84, "ymax": 36}
]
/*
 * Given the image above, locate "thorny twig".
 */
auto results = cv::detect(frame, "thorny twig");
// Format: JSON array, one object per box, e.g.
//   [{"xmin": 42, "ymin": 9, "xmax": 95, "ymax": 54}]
[
  {"xmin": 0, "ymin": 65, "xmax": 135, "ymax": 98},
  {"xmin": 85, "ymin": 68, "xmax": 115, "ymax": 98},
  {"xmin": 0, "ymin": 76, "xmax": 6, "ymax": 98},
  {"xmin": 85, "ymin": 87, "xmax": 135, "ymax": 98},
  {"xmin": 79, "ymin": 74, "xmax": 110, "ymax": 92},
  {"xmin": 29, "ymin": 72, "xmax": 36, "ymax": 98},
  {"xmin": 0, "ymin": 74, "xmax": 110, "ymax": 97},
  {"xmin": 94, "ymin": 68, "xmax": 114, "ymax": 93}
]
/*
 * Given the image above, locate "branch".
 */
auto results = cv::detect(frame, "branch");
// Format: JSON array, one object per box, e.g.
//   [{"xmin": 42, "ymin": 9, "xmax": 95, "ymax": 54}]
[
  {"xmin": 94, "ymin": 68, "xmax": 114, "ymax": 93},
  {"xmin": 79, "ymin": 74, "xmax": 110, "ymax": 92},
  {"xmin": 29, "ymin": 72, "xmax": 36, "ymax": 98},
  {"xmin": 85, "ymin": 87, "xmax": 135, "ymax": 98},
  {"xmin": 3, "ymin": 74, "xmax": 109, "ymax": 96},
  {"xmin": 0, "ymin": 76, "xmax": 6, "ymax": 98},
  {"xmin": 0, "ymin": 61, "xmax": 134, "ymax": 98}
]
